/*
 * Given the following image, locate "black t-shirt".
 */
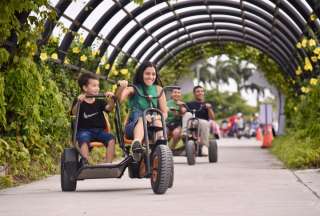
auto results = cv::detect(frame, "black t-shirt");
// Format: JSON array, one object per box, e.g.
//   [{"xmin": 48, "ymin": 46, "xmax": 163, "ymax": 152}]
[
  {"xmin": 72, "ymin": 99, "xmax": 108, "ymax": 129},
  {"xmin": 186, "ymin": 101, "xmax": 210, "ymax": 120}
]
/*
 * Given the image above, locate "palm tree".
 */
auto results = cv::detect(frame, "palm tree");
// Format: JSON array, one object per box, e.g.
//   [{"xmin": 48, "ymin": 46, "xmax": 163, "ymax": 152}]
[
  {"xmin": 192, "ymin": 57, "xmax": 255, "ymax": 93},
  {"xmin": 241, "ymin": 83, "xmax": 265, "ymax": 107}
]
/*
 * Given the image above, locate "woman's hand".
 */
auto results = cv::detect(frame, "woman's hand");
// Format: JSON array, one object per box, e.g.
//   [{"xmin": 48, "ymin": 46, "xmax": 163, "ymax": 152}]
[
  {"xmin": 117, "ymin": 80, "xmax": 128, "ymax": 88},
  {"xmin": 146, "ymin": 114, "xmax": 161, "ymax": 123}
]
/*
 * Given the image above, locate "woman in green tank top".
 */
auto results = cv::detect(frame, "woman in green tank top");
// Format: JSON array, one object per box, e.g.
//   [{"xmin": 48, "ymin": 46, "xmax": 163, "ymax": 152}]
[{"xmin": 116, "ymin": 62, "xmax": 168, "ymax": 161}]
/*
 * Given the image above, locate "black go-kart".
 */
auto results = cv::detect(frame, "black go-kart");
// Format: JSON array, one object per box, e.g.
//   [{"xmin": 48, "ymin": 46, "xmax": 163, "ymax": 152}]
[
  {"xmin": 182, "ymin": 104, "xmax": 218, "ymax": 165},
  {"xmin": 60, "ymin": 84, "xmax": 175, "ymax": 194}
]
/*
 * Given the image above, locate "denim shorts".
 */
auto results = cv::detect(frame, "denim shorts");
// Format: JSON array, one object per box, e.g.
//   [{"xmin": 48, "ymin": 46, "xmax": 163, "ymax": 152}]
[
  {"xmin": 125, "ymin": 111, "xmax": 143, "ymax": 140},
  {"xmin": 76, "ymin": 128, "xmax": 114, "ymax": 147}
]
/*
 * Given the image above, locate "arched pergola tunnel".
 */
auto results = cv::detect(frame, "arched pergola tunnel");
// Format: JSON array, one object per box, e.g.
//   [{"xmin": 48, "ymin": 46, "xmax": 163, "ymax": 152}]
[{"xmin": 41, "ymin": 0, "xmax": 320, "ymax": 134}]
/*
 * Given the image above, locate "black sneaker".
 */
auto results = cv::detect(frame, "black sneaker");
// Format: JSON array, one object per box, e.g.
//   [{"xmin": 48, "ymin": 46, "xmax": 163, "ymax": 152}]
[{"xmin": 131, "ymin": 140, "xmax": 143, "ymax": 161}]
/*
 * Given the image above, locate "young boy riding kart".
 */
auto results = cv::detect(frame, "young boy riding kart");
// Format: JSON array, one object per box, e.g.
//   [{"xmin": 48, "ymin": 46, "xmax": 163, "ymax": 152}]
[{"xmin": 70, "ymin": 72, "xmax": 118, "ymax": 165}]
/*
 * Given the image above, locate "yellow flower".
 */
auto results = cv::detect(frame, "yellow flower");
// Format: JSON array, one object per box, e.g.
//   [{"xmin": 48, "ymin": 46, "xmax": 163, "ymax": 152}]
[
  {"xmin": 104, "ymin": 64, "xmax": 110, "ymax": 70},
  {"xmin": 101, "ymin": 56, "xmax": 107, "ymax": 64},
  {"xmin": 96, "ymin": 67, "xmax": 101, "ymax": 74},
  {"xmin": 311, "ymin": 56, "xmax": 318, "ymax": 62},
  {"xmin": 301, "ymin": 86, "xmax": 310, "ymax": 93},
  {"xmin": 112, "ymin": 70, "xmax": 119, "ymax": 76},
  {"xmin": 296, "ymin": 42, "xmax": 302, "ymax": 49},
  {"xmin": 80, "ymin": 55, "xmax": 87, "ymax": 62},
  {"xmin": 304, "ymin": 57, "xmax": 313, "ymax": 71},
  {"xmin": 295, "ymin": 66, "xmax": 302, "ymax": 75},
  {"xmin": 294, "ymin": 107, "xmax": 298, "ymax": 112},
  {"xmin": 313, "ymin": 47, "xmax": 320, "ymax": 55},
  {"xmin": 309, "ymin": 39, "xmax": 317, "ymax": 47},
  {"xmin": 40, "ymin": 52, "xmax": 48, "ymax": 61},
  {"xmin": 310, "ymin": 14, "xmax": 317, "ymax": 21},
  {"xmin": 112, "ymin": 84, "xmax": 117, "ymax": 92},
  {"xmin": 64, "ymin": 58, "xmax": 70, "ymax": 64},
  {"xmin": 310, "ymin": 78, "xmax": 318, "ymax": 86},
  {"xmin": 120, "ymin": 69, "xmax": 128, "ymax": 75},
  {"xmin": 72, "ymin": 47, "xmax": 80, "ymax": 54},
  {"xmin": 50, "ymin": 36, "xmax": 58, "ymax": 43},
  {"xmin": 51, "ymin": 53, "xmax": 58, "ymax": 60},
  {"xmin": 302, "ymin": 38, "xmax": 308, "ymax": 48},
  {"xmin": 92, "ymin": 50, "xmax": 99, "ymax": 57},
  {"xmin": 79, "ymin": 36, "xmax": 84, "ymax": 44}
]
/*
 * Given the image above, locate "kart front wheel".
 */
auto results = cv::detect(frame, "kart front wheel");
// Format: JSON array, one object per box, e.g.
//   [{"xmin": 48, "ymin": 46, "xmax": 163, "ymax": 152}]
[{"xmin": 151, "ymin": 145, "xmax": 173, "ymax": 194}]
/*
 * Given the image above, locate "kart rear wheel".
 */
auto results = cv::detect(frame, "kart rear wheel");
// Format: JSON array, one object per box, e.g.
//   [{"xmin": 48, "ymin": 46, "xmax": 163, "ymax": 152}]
[{"xmin": 61, "ymin": 148, "xmax": 78, "ymax": 191}]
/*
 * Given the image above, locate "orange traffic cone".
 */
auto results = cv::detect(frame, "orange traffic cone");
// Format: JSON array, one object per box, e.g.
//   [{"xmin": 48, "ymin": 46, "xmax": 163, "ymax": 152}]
[
  {"xmin": 256, "ymin": 127, "xmax": 262, "ymax": 141},
  {"xmin": 261, "ymin": 125, "xmax": 273, "ymax": 148}
]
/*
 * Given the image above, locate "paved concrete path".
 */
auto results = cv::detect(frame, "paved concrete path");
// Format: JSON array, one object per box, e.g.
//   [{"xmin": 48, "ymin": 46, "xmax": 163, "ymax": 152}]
[{"xmin": 1, "ymin": 138, "xmax": 320, "ymax": 216}]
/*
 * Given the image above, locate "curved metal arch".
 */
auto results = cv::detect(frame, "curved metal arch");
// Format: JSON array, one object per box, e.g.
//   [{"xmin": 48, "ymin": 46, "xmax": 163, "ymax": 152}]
[
  {"xmin": 96, "ymin": 0, "xmax": 173, "ymax": 61},
  {"xmin": 152, "ymin": 31, "xmax": 293, "ymax": 76},
  {"xmin": 115, "ymin": 7, "xmax": 306, "ymax": 68},
  {"xmin": 156, "ymin": 36, "xmax": 290, "ymax": 79},
  {"xmin": 116, "ymin": 14, "xmax": 300, "ymax": 68},
  {"xmin": 285, "ymin": 0, "xmax": 320, "ymax": 34},
  {"xmin": 307, "ymin": 0, "xmax": 320, "ymax": 24},
  {"xmin": 136, "ymin": 21, "xmax": 298, "ymax": 70},
  {"xmin": 141, "ymin": 24, "xmax": 296, "ymax": 72},
  {"xmin": 117, "ymin": 7, "xmax": 302, "ymax": 66},
  {"xmin": 40, "ymin": 0, "xmax": 72, "ymax": 46},
  {"xmin": 41, "ymin": 0, "xmax": 318, "ymax": 75},
  {"xmin": 117, "ymin": 0, "xmax": 306, "ymax": 51},
  {"xmin": 52, "ymin": 0, "xmax": 310, "ymax": 72},
  {"xmin": 83, "ymin": 0, "xmax": 130, "ymax": 46},
  {"xmin": 58, "ymin": 0, "xmax": 103, "ymax": 59}
]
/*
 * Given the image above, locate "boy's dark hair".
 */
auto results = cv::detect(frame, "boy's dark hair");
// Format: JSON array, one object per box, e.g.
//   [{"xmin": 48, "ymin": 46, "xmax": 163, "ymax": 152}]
[
  {"xmin": 78, "ymin": 72, "xmax": 99, "ymax": 91},
  {"xmin": 193, "ymin": 85, "xmax": 204, "ymax": 93},
  {"xmin": 133, "ymin": 61, "xmax": 162, "ymax": 86},
  {"xmin": 171, "ymin": 86, "xmax": 181, "ymax": 92}
]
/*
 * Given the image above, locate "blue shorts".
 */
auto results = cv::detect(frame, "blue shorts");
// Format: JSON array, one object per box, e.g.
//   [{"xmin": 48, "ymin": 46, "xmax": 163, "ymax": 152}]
[
  {"xmin": 76, "ymin": 128, "xmax": 114, "ymax": 148},
  {"xmin": 125, "ymin": 111, "xmax": 143, "ymax": 140}
]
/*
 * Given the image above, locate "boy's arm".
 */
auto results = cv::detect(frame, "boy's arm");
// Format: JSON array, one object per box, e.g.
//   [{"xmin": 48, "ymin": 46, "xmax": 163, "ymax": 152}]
[
  {"xmin": 71, "ymin": 94, "xmax": 85, "ymax": 115},
  {"xmin": 104, "ymin": 92, "xmax": 115, "ymax": 112}
]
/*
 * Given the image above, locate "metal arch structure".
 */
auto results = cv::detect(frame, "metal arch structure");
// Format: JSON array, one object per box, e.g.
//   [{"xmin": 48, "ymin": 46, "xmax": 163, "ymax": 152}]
[
  {"xmin": 155, "ymin": 36, "xmax": 286, "ymax": 71},
  {"xmin": 41, "ymin": 0, "xmax": 320, "ymax": 78},
  {"xmin": 118, "ymin": 7, "xmax": 303, "ymax": 69},
  {"xmin": 137, "ymin": 22, "xmax": 297, "ymax": 74},
  {"xmin": 115, "ymin": 1, "xmax": 307, "ymax": 69},
  {"xmin": 116, "ymin": 0, "xmax": 310, "ymax": 67}
]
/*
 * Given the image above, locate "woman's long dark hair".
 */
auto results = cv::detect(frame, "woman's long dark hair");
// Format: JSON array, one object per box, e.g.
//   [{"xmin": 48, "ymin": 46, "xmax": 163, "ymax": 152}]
[{"xmin": 133, "ymin": 61, "xmax": 163, "ymax": 86}]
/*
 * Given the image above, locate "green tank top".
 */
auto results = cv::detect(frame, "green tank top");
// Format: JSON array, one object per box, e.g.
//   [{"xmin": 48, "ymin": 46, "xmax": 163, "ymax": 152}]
[{"xmin": 129, "ymin": 84, "xmax": 158, "ymax": 111}]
